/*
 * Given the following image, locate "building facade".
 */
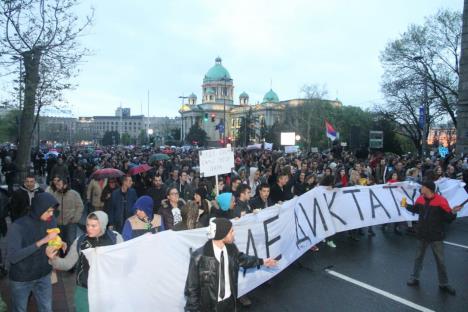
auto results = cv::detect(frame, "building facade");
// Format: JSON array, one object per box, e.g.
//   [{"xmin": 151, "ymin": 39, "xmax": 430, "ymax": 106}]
[
  {"xmin": 179, "ymin": 57, "xmax": 342, "ymax": 146},
  {"xmin": 37, "ymin": 109, "xmax": 181, "ymax": 145}
]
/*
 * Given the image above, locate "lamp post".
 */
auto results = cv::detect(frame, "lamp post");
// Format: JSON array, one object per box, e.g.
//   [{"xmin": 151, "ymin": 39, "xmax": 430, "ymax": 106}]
[
  {"xmin": 179, "ymin": 95, "xmax": 189, "ymax": 144},
  {"xmin": 221, "ymin": 75, "xmax": 232, "ymax": 147},
  {"xmin": 413, "ymin": 56, "xmax": 429, "ymax": 157}
]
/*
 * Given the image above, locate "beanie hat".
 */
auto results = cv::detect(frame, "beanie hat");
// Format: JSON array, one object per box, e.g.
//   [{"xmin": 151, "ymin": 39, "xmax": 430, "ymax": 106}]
[
  {"xmin": 208, "ymin": 218, "xmax": 233, "ymax": 240},
  {"xmin": 217, "ymin": 192, "xmax": 232, "ymax": 212},
  {"xmin": 131, "ymin": 195, "xmax": 154, "ymax": 220},
  {"xmin": 421, "ymin": 179, "xmax": 436, "ymax": 193}
]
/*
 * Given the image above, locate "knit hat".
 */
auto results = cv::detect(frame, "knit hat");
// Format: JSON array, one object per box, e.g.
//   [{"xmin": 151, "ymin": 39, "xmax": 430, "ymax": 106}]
[
  {"xmin": 208, "ymin": 218, "xmax": 233, "ymax": 240},
  {"xmin": 132, "ymin": 195, "xmax": 154, "ymax": 220},
  {"xmin": 421, "ymin": 180, "xmax": 436, "ymax": 193},
  {"xmin": 217, "ymin": 192, "xmax": 232, "ymax": 211}
]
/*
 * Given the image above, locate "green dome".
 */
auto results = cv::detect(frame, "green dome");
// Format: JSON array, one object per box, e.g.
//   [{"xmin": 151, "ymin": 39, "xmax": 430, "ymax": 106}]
[
  {"xmin": 189, "ymin": 92, "xmax": 197, "ymax": 98},
  {"xmin": 262, "ymin": 89, "xmax": 279, "ymax": 103},
  {"xmin": 204, "ymin": 57, "xmax": 231, "ymax": 82},
  {"xmin": 239, "ymin": 91, "xmax": 249, "ymax": 98}
]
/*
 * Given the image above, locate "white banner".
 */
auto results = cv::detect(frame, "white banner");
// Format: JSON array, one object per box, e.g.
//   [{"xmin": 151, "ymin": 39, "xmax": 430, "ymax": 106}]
[{"xmin": 84, "ymin": 179, "xmax": 468, "ymax": 312}]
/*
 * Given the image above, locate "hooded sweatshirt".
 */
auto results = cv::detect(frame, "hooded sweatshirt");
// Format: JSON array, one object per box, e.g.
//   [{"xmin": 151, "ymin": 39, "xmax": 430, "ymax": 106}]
[
  {"xmin": 7, "ymin": 192, "xmax": 58, "ymax": 282},
  {"xmin": 122, "ymin": 196, "xmax": 164, "ymax": 240},
  {"xmin": 9, "ymin": 183, "xmax": 44, "ymax": 222},
  {"xmin": 50, "ymin": 211, "xmax": 123, "ymax": 288}
]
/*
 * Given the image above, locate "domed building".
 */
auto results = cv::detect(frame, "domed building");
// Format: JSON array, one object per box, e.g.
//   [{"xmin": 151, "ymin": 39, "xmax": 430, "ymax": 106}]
[{"xmin": 179, "ymin": 57, "xmax": 342, "ymax": 146}]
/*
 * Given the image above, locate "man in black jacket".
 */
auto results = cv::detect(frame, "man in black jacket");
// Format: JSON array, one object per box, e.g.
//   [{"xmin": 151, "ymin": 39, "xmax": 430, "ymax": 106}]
[
  {"xmin": 269, "ymin": 173, "xmax": 291, "ymax": 204},
  {"xmin": 403, "ymin": 180, "xmax": 462, "ymax": 295},
  {"xmin": 233, "ymin": 184, "xmax": 252, "ymax": 218},
  {"xmin": 250, "ymin": 183, "xmax": 274, "ymax": 211},
  {"xmin": 9, "ymin": 175, "xmax": 44, "ymax": 222},
  {"xmin": 184, "ymin": 218, "xmax": 277, "ymax": 311},
  {"xmin": 7, "ymin": 192, "xmax": 61, "ymax": 312},
  {"xmin": 146, "ymin": 175, "xmax": 166, "ymax": 214},
  {"xmin": 2, "ymin": 156, "xmax": 16, "ymax": 195}
]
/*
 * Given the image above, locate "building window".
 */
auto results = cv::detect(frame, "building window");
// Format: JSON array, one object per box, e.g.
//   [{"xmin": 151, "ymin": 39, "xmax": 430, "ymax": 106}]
[{"xmin": 223, "ymin": 87, "xmax": 227, "ymax": 96}]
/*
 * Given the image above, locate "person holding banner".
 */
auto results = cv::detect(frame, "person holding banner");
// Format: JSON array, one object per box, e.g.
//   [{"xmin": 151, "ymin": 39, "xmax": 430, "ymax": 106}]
[
  {"xmin": 184, "ymin": 218, "xmax": 278, "ymax": 312},
  {"xmin": 46, "ymin": 211, "xmax": 123, "ymax": 311},
  {"xmin": 403, "ymin": 180, "xmax": 463, "ymax": 295}
]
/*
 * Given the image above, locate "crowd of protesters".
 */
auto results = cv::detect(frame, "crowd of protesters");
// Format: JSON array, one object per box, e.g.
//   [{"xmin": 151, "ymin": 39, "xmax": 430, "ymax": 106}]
[{"xmin": 0, "ymin": 142, "xmax": 466, "ymax": 310}]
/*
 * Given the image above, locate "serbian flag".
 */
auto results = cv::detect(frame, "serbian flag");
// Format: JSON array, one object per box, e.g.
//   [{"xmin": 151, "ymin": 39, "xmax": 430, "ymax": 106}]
[{"xmin": 325, "ymin": 120, "xmax": 337, "ymax": 141}]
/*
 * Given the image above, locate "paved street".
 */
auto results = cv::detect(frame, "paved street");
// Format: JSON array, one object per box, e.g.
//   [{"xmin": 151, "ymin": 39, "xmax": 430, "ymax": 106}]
[
  {"xmin": 247, "ymin": 218, "xmax": 468, "ymax": 312},
  {"xmin": 0, "ymin": 217, "xmax": 466, "ymax": 311}
]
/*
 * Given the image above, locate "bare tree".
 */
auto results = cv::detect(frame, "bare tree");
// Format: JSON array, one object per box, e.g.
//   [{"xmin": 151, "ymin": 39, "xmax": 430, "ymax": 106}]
[
  {"xmin": 380, "ymin": 9, "xmax": 461, "ymax": 124},
  {"xmin": 0, "ymin": 0, "xmax": 93, "ymax": 179}
]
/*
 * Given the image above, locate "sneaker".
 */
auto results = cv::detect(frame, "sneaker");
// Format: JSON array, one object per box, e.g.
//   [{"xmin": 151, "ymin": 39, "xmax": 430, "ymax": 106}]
[
  {"xmin": 406, "ymin": 278, "xmax": 419, "ymax": 286},
  {"xmin": 239, "ymin": 295, "xmax": 252, "ymax": 306},
  {"xmin": 439, "ymin": 285, "xmax": 456, "ymax": 296},
  {"xmin": 326, "ymin": 240, "xmax": 337, "ymax": 248},
  {"xmin": 310, "ymin": 245, "xmax": 319, "ymax": 252}
]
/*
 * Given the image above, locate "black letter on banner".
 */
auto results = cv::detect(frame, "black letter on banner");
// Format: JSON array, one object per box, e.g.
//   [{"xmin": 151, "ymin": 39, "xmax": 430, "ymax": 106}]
[
  {"xmin": 243, "ymin": 229, "xmax": 260, "ymax": 277},
  {"xmin": 343, "ymin": 189, "xmax": 364, "ymax": 220},
  {"xmin": 263, "ymin": 215, "xmax": 282, "ymax": 260},
  {"xmin": 298, "ymin": 201, "xmax": 328, "ymax": 237},
  {"xmin": 323, "ymin": 192, "xmax": 346, "ymax": 225},
  {"xmin": 383, "ymin": 185, "xmax": 401, "ymax": 216},
  {"xmin": 294, "ymin": 208, "xmax": 311, "ymax": 249},
  {"xmin": 401, "ymin": 187, "xmax": 417, "ymax": 204},
  {"xmin": 369, "ymin": 189, "xmax": 391, "ymax": 219}
]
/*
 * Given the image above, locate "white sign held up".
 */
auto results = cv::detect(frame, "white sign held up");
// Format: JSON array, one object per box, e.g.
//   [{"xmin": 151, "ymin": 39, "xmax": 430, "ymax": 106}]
[{"xmin": 199, "ymin": 148, "xmax": 234, "ymax": 178}]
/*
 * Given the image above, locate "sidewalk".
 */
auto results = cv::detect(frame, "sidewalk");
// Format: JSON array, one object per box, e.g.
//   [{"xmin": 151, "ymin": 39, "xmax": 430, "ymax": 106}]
[
  {"xmin": 0, "ymin": 204, "xmax": 76, "ymax": 311},
  {"xmin": 0, "ymin": 269, "xmax": 75, "ymax": 311}
]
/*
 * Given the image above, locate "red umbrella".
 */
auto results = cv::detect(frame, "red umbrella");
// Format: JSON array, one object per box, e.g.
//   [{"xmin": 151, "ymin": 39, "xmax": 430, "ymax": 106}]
[
  {"xmin": 129, "ymin": 164, "xmax": 153, "ymax": 176},
  {"xmin": 91, "ymin": 168, "xmax": 125, "ymax": 180}
]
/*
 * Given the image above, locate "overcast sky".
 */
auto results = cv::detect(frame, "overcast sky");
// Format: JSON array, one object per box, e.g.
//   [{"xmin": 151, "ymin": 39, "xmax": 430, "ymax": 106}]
[{"xmin": 17, "ymin": 0, "xmax": 467, "ymax": 117}]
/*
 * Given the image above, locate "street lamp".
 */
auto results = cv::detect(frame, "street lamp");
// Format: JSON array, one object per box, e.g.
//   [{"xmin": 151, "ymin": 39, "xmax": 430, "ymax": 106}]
[
  {"xmin": 412, "ymin": 56, "xmax": 429, "ymax": 157},
  {"xmin": 221, "ymin": 75, "xmax": 232, "ymax": 147},
  {"xmin": 295, "ymin": 134, "xmax": 301, "ymax": 142},
  {"xmin": 179, "ymin": 95, "xmax": 189, "ymax": 144}
]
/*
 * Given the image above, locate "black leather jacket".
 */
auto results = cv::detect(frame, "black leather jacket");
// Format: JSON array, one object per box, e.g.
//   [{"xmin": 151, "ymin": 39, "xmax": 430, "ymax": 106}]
[{"xmin": 184, "ymin": 240, "xmax": 263, "ymax": 312}]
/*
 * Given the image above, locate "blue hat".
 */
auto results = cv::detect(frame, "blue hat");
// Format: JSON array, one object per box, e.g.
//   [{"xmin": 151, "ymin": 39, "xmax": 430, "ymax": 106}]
[
  {"xmin": 217, "ymin": 192, "xmax": 232, "ymax": 212},
  {"xmin": 132, "ymin": 196, "xmax": 154, "ymax": 220}
]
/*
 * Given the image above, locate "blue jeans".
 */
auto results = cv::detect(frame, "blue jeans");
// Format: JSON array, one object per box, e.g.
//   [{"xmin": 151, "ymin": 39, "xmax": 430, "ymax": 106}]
[{"xmin": 10, "ymin": 273, "xmax": 52, "ymax": 312}]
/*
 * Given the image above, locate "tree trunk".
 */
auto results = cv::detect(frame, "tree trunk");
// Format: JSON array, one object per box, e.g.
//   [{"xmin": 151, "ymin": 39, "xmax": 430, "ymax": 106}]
[
  {"xmin": 457, "ymin": 0, "xmax": 468, "ymax": 154},
  {"xmin": 16, "ymin": 48, "xmax": 42, "ymax": 181}
]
